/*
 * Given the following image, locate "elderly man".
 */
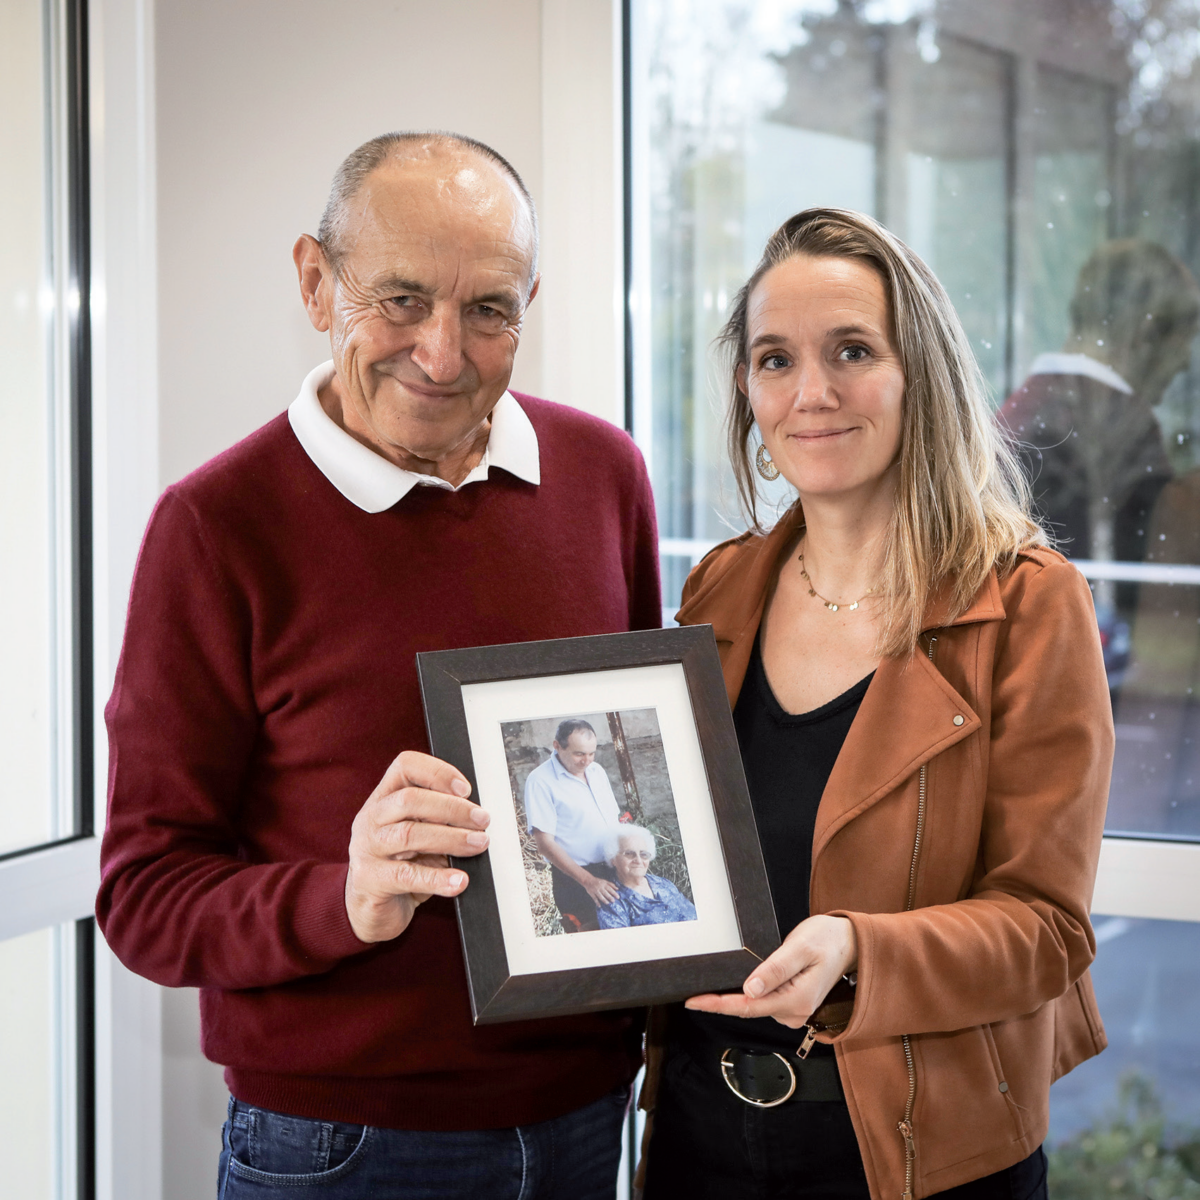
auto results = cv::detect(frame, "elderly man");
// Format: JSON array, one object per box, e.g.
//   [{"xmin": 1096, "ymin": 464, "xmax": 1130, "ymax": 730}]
[
  {"xmin": 526, "ymin": 719, "xmax": 623, "ymax": 931},
  {"xmin": 97, "ymin": 132, "xmax": 659, "ymax": 1199}
]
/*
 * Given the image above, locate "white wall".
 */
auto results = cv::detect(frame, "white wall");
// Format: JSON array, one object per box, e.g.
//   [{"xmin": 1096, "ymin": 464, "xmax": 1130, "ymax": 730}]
[
  {"xmin": 155, "ymin": 0, "xmax": 623, "ymax": 491},
  {"xmin": 155, "ymin": 0, "xmax": 547, "ymax": 487},
  {"xmin": 147, "ymin": 2, "xmax": 623, "ymax": 1197}
]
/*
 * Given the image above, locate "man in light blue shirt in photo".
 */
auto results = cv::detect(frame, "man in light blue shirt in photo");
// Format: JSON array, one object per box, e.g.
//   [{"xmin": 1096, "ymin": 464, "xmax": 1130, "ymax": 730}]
[{"xmin": 525, "ymin": 719, "xmax": 623, "ymax": 932}]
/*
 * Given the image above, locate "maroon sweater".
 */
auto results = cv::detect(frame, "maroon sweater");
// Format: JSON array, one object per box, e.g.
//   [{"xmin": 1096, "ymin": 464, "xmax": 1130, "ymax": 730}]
[{"xmin": 98, "ymin": 393, "xmax": 661, "ymax": 1130}]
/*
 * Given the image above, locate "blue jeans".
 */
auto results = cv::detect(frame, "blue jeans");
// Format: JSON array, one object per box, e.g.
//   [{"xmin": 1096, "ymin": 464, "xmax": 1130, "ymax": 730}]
[{"xmin": 216, "ymin": 1085, "xmax": 630, "ymax": 1200}]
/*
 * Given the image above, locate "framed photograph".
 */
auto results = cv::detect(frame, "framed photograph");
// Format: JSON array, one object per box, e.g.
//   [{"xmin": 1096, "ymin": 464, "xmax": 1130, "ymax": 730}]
[{"xmin": 417, "ymin": 625, "xmax": 779, "ymax": 1024}]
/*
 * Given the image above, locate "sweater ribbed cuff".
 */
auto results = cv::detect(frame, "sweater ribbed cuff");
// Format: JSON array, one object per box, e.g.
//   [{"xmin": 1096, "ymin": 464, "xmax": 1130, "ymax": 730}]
[{"xmin": 291, "ymin": 862, "xmax": 371, "ymax": 965}]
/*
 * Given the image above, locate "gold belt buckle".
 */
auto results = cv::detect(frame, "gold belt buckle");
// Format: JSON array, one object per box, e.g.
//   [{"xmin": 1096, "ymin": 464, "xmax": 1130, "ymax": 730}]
[{"xmin": 719, "ymin": 1048, "xmax": 797, "ymax": 1108}]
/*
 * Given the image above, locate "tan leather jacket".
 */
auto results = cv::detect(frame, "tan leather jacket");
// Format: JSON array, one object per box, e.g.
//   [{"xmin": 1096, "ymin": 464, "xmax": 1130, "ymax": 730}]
[{"xmin": 640, "ymin": 508, "xmax": 1113, "ymax": 1200}]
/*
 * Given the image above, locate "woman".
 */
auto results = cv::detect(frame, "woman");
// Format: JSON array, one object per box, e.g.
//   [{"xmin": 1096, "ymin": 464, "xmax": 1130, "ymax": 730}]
[
  {"xmin": 639, "ymin": 210, "xmax": 1113, "ymax": 1200},
  {"xmin": 596, "ymin": 825, "xmax": 697, "ymax": 929}
]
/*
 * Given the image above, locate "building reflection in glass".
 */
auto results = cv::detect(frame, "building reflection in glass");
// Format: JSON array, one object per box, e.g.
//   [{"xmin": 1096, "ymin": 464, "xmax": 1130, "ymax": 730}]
[{"xmin": 636, "ymin": 0, "xmax": 1200, "ymax": 839}]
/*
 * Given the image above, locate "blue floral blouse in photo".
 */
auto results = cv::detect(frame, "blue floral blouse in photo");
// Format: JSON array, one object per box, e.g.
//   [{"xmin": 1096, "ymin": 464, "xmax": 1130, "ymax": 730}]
[{"xmin": 596, "ymin": 874, "xmax": 698, "ymax": 929}]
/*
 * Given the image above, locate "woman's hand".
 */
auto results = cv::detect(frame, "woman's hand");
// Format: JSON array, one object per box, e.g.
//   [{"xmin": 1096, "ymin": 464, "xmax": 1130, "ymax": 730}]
[{"xmin": 685, "ymin": 914, "xmax": 858, "ymax": 1029}]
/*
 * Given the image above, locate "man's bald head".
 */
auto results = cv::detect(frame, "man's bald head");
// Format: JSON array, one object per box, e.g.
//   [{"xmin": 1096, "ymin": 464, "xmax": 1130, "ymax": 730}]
[{"xmin": 317, "ymin": 132, "xmax": 538, "ymax": 288}]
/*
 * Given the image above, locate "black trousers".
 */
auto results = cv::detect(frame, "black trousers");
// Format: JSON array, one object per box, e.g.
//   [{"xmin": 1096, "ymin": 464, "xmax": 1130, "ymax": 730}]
[
  {"xmin": 644, "ymin": 1045, "xmax": 1048, "ymax": 1200},
  {"xmin": 549, "ymin": 862, "xmax": 614, "ymax": 932}
]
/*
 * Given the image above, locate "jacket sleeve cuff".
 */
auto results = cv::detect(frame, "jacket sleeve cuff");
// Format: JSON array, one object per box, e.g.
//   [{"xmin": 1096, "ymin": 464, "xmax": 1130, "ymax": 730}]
[{"xmin": 823, "ymin": 909, "xmax": 876, "ymax": 1042}]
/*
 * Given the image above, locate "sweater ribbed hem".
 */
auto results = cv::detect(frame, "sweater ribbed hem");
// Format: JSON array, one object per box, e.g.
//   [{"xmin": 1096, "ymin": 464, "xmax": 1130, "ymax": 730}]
[{"xmin": 226, "ymin": 1050, "xmax": 638, "ymax": 1131}]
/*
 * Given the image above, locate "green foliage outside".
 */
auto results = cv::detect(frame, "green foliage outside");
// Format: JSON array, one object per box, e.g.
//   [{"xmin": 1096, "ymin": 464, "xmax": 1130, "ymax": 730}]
[{"xmin": 1049, "ymin": 1072, "xmax": 1200, "ymax": 1199}]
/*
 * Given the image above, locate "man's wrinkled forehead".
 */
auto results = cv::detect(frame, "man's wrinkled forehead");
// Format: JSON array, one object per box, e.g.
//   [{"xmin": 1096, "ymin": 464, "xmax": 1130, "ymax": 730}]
[{"xmin": 340, "ymin": 149, "xmax": 536, "ymax": 280}]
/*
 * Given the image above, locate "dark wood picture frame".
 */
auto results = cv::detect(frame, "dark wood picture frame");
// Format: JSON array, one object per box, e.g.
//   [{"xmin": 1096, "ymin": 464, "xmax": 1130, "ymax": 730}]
[{"xmin": 417, "ymin": 625, "xmax": 779, "ymax": 1024}]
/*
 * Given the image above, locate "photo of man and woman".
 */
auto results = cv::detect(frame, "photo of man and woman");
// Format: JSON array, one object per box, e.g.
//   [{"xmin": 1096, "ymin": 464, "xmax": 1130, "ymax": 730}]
[{"xmin": 500, "ymin": 708, "xmax": 697, "ymax": 936}]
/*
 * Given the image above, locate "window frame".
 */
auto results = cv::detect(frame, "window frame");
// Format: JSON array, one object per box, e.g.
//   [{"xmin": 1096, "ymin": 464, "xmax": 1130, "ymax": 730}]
[
  {"xmin": 0, "ymin": 0, "xmax": 160, "ymax": 1196},
  {"xmin": 0, "ymin": 0, "xmax": 93, "ymax": 869},
  {"xmin": 0, "ymin": 0, "xmax": 95, "ymax": 1194}
]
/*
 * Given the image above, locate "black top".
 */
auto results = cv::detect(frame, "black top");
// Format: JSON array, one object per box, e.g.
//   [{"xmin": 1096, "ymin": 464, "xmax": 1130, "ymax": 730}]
[
  {"xmin": 674, "ymin": 632, "xmax": 872, "ymax": 1054},
  {"xmin": 736, "ymin": 634, "xmax": 873, "ymax": 935}
]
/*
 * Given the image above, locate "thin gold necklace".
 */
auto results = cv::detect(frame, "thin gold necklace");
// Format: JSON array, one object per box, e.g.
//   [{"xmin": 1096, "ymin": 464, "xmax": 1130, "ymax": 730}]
[{"xmin": 797, "ymin": 550, "xmax": 876, "ymax": 613}]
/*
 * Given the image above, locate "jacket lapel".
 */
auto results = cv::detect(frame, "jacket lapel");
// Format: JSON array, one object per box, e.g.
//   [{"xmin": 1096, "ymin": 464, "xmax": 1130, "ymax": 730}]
[
  {"xmin": 677, "ymin": 516, "xmax": 1009, "ymax": 847},
  {"xmin": 812, "ymin": 570, "xmax": 1005, "ymax": 851},
  {"xmin": 811, "ymin": 650, "xmax": 979, "ymax": 859}
]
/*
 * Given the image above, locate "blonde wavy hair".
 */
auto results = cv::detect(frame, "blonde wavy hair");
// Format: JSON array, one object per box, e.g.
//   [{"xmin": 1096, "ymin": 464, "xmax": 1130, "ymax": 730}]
[{"xmin": 720, "ymin": 208, "xmax": 1046, "ymax": 657}]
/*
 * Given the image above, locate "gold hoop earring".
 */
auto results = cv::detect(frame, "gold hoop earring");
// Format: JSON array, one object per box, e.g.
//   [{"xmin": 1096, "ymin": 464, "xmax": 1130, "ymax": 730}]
[{"xmin": 756, "ymin": 443, "xmax": 780, "ymax": 481}]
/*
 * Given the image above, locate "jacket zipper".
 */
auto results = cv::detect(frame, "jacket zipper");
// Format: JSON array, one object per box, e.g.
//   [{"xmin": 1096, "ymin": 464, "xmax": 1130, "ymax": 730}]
[{"xmin": 898, "ymin": 634, "xmax": 937, "ymax": 1200}]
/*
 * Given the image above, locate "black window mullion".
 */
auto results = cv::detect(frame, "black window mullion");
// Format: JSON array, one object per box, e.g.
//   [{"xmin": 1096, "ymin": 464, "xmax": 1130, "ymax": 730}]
[
  {"xmin": 75, "ymin": 918, "xmax": 95, "ymax": 1200},
  {"xmin": 66, "ymin": 0, "xmax": 92, "ymax": 840}
]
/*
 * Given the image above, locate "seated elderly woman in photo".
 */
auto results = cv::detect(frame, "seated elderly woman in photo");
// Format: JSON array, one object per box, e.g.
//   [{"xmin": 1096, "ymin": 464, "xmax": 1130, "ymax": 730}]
[{"xmin": 595, "ymin": 825, "xmax": 697, "ymax": 929}]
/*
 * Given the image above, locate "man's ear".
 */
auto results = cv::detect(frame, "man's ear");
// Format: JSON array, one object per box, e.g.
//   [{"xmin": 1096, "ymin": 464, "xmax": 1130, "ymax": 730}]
[
  {"xmin": 294, "ymin": 234, "xmax": 334, "ymax": 333},
  {"xmin": 526, "ymin": 273, "xmax": 541, "ymax": 307}
]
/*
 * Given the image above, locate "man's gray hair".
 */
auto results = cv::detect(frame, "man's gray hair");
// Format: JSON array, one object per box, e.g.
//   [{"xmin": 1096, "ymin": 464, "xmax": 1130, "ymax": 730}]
[
  {"xmin": 602, "ymin": 824, "xmax": 657, "ymax": 868},
  {"xmin": 316, "ymin": 131, "xmax": 539, "ymax": 283}
]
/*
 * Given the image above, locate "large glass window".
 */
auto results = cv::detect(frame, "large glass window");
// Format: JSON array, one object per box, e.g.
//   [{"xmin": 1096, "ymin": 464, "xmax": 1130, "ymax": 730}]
[
  {"xmin": 0, "ymin": 0, "xmax": 91, "ymax": 860},
  {"xmin": 633, "ymin": 0, "xmax": 1200, "ymax": 843},
  {"xmin": 1, "ymin": 1, "xmax": 94, "ymax": 1198},
  {"xmin": 0, "ymin": 926, "xmax": 57, "ymax": 1198},
  {"xmin": 0, "ymin": 921, "xmax": 93, "ymax": 1200}
]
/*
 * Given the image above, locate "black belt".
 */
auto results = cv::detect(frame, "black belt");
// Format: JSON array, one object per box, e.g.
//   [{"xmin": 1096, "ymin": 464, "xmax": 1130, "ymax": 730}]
[{"xmin": 674, "ymin": 1021, "xmax": 843, "ymax": 1108}]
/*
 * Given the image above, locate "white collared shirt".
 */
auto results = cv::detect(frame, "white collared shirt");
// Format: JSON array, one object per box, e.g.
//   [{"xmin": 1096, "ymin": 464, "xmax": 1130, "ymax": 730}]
[
  {"xmin": 1027, "ymin": 352, "xmax": 1133, "ymax": 395},
  {"xmin": 523, "ymin": 753, "xmax": 623, "ymax": 866},
  {"xmin": 288, "ymin": 360, "xmax": 541, "ymax": 513}
]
